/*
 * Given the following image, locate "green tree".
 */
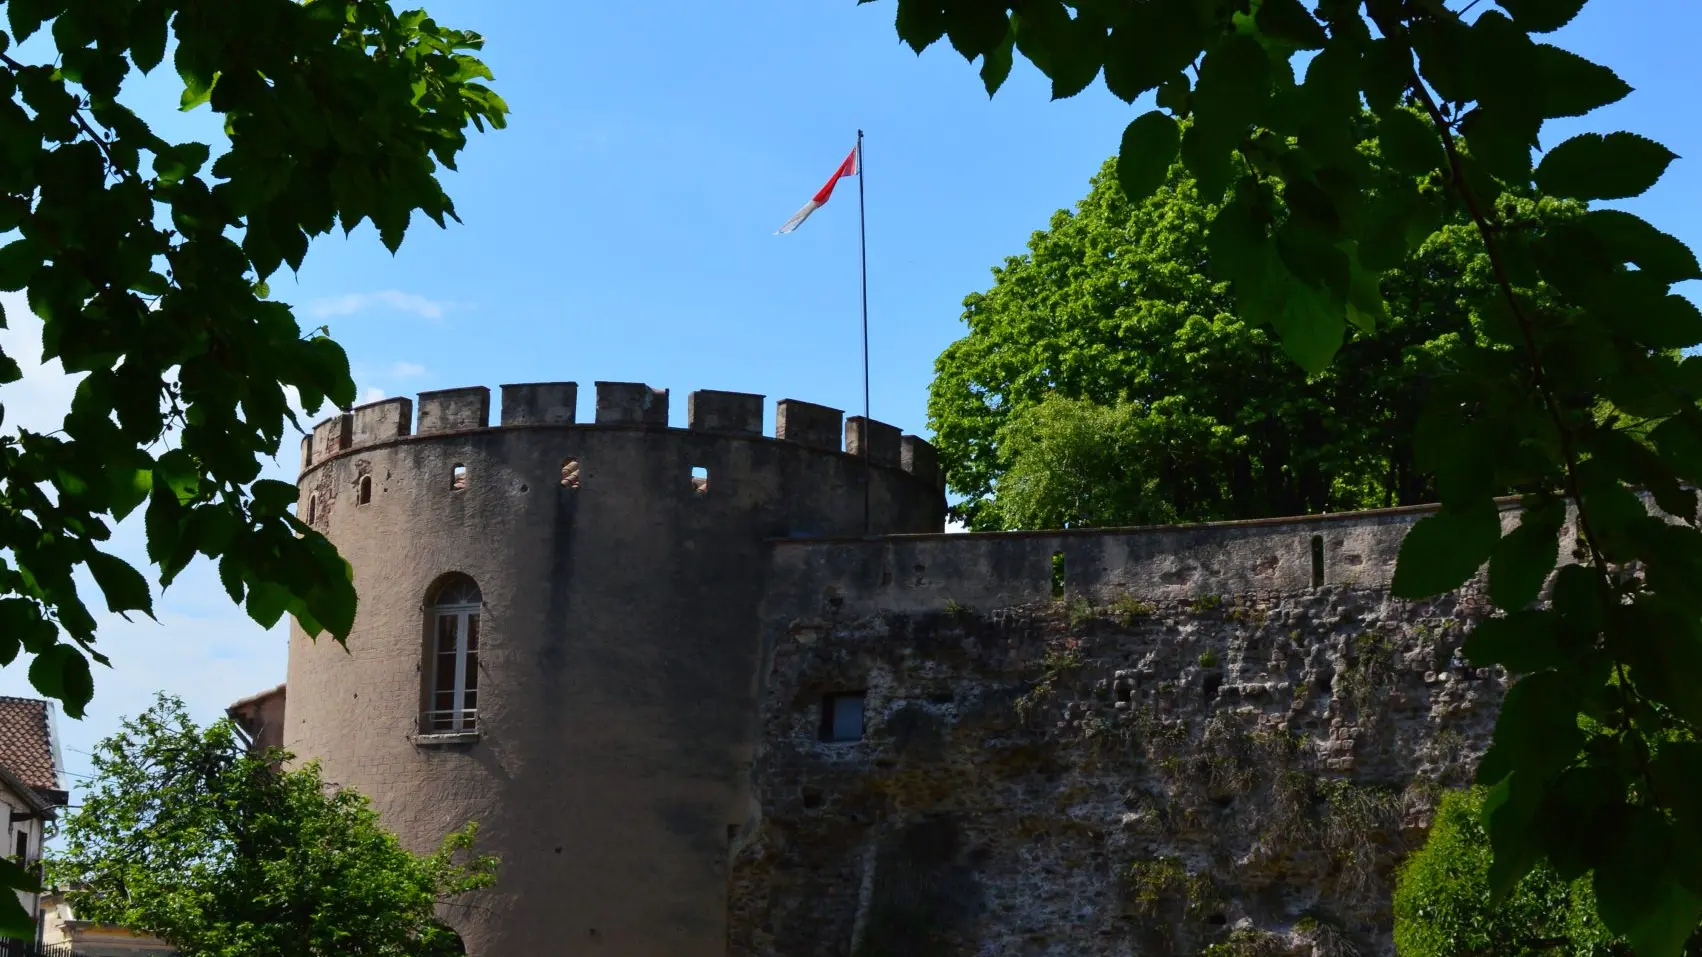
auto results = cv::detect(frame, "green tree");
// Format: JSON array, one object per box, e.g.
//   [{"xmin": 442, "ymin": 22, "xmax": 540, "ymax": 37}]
[
  {"xmin": 874, "ymin": 0, "xmax": 1702, "ymax": 950},
  {"xmin": 0, "ymin": 0, "xmax": 504, "ymax": 920},
  {"xmin": 1394, "ymin": 788, "xmax": 1689, "ymax": 957},
  {"xmin": 0, "ymin": 3, "xmax": 504, "ymax": 715},
  {"xmin": 45, "ymin": 694, "xmax": 496, "ymax": 956},
  {"xmin": 932, "ymin": 158, "xmax": 1574, "ymax": 530}
]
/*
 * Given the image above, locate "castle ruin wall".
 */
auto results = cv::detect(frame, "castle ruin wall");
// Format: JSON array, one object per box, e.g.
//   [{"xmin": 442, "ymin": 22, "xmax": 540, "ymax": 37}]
[{"xmin": 732, "ymin": 504, "xmax": 1531, "ymax": 957}]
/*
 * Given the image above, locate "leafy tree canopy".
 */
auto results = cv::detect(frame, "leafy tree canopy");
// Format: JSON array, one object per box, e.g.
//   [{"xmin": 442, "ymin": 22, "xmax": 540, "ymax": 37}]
[
  {"xmin": 874, "ymin": 0, "xmax": 1702, "ymax": 950},
  {"xmin": 43, "ymin": 694, "xmax": 496, "ymax": 956},
  {"xmin": 931, "ymin": 156, "xmax": 1575, "ymax": 530},
  {"xmin": 0, "ymin": 0, "xmax": 505, "ymax": 726}
]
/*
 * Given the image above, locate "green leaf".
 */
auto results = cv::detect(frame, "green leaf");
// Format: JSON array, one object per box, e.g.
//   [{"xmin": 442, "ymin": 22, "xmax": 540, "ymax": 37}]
[
  {"xmin": 1460, "ymin": 107, "xmax": 1538, "ymax": 181},
  {"xmin": 1576, "ymin": 209, "xmax": 1701, "ymax": 285},
  {"xmin": 942, "ymin": 2, "xmax": 1010, "ymax": 61},
  {"xmin": 1533, "ymin": 44, "xmax": 1631, "ymax": 118},
  {"xmin": 1498, "ymin": 0, "xmax": 1589, "ymax": 33},
  {"xmin": 1652, "ymin": 418, "xmax": 1702, "ymax": 487},
  {"xmin": 130, "ymin": 0, "xmax": 170, "ymax": 73},
  {"xmin": 1377, "ymin": 108, "xmax": 1443, "ymax": 176},
  {"xmin": 1594, "ymin": 809, "xmax": 1702, "ymax": 957},
  {"xmin": 1489, "ymin": 497, "xmax": 1564, "ymax": 610},
  {"xmin": 0, "ymin": 858, "xmax": 39, "ymax": 939},
  {"xmin": 1255, "ymin": 0, "xmax": 1326, "ymax": 49},
  {"xmin": 1631, "ymin": 295, "xmax": 1702, "ymax": 350},
  {"xmin": 1361, "ymin": 37, "xmax": 1410, "ymax": 114},
  {"xmin": 1480, "ymin": 772, "xmax": 1543, "ymax": 899},
  {"xmin": 88, "ymin": 550, "xmax": 153, "ymax": 615},
  {"xmin": 1482, "ymin": 669, "xmax": 1585, "ymax": 784},
  {"xmin": 1462, "ymin": 611, "xmax": 1565, "ymax": 674},
  {"xmin": 1535, "ymin": 132, "xmax": 1679, "ymax": 201},
  {"xmin": 979, "ymin": 28, "xmax": 1015, "ymax": 96},
  {"xmin": 30, "ymin": 643, "xmax": 94, "ymax": 718},
  {"xmin": 1116, "ymin": 111, "xmax": 1180, "ymax": 202},
  {"xmin": 245, "ymin": 581, "xmax": 292, "ymax": 629},
  {"xmin": 175, "ymin": 40, "xmax": 217, "ymax": 111},
  {"xmin": 155, "ymin": 142, "xmax": 211, "ymax": 185},
  {"xmin": 1392, "ymin": 499, "xmax": 1502, "ymax": 599},
  {"xmin": 0, "ymin": 237, "xmax": 45, "ymax": 292},
  {"xmin": 1101, "ymin": 0, "xmax": 1206, "ymax": 103}
]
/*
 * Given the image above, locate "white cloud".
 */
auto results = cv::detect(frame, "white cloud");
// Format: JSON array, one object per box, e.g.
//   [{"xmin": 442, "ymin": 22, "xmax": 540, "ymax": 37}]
[
  {"xmin": 0, "ymin": 292, "xmax": 85, "ymax": 434},
  {"xmin": 305, "ymin": 289, "xmax": 452, "ymax": 321},
  {"xmin": 361, "ymin": 386, "xmax": 387, "ymax": 404},
  {"xmin": 389, "ymin": 361, "xmax": 426, "ymax": 379},
  {"xmin": 945, "ymin": 518, "xmax": 969, "ymax": 534}
]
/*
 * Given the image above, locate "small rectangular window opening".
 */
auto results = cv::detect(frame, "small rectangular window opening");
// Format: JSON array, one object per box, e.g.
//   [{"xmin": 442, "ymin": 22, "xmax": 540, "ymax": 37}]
[
  {"xmin": 1310, "ymin": 534, "xmax": 1325, "ymax": 588},
  {"xmin": 306, "ymin": 496, "xmax": 316, "ymax": 524},
  {"xmin": 15, "ymin": 829, "xmax": 27, "ymax": 860},
  {"xmin": 1051, "ymin": 551, "xmax": 1066, "ymax": 599},
  {"xmin": 691, "ymin": 465, "xmax": 709, "ymax": 496},
  {"xmin": 358, "ymin": 475, "xmax": 372, "ymax": 505},
  {"xmin": 451, "ymin": 464, "xmax": 467, "ymax": 491},
  {"xmin": 818, "ymin": 692, "xmax": 866, "ymax": 743}
]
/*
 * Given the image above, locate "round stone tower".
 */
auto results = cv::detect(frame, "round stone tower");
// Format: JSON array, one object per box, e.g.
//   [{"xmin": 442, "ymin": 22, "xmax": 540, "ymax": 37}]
[{"xmin": 283, "ymin": 381, "xmax": 944, "ymax": 957}]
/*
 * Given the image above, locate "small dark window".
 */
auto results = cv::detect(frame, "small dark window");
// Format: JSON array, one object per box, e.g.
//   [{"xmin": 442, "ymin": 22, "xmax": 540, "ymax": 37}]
[
  {"xmin": 691, "ymin": 465, "xmax": 708, "ymax": 495},
  {"xmin": 561, "ymin": 458, "xmax": 580, "ymax": 488},
  {"xmin": 358, "ymin": 475, "xmax": 372, "ymax": 505},
  {"xmin": 1310, "ymin": 534, "xmax": 1325, "ymax": 588},
  {"xmin": 451, "ymin": 464, "xmax": 467, "ymax": 490},
  {"xmin": 14, "ymin": 829, "xmax": 27, "ymax": 860},
  {"xmin": 1051, "ymin": 551, "xmax": 1065, "ymax": 599},
  {"xmin": 306, "ymin": 496, "xmax": 316, "ymax": 524},
  {"xmin": 818, "ymin": 693, "xmax": 866, "ymax": 743}
]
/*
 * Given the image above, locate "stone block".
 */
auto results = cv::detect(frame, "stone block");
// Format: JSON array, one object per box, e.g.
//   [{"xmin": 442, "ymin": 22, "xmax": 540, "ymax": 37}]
[
  {"xmin": 845, "ymin": 417, "xmax": 902, "ymax": 467},
  {"xmin": 501, "ymin": 382, "xmax": 578, "ymax": 426},
  {"xmin": 775, "ymin": 399, "xmax": 842, "ymax": 451},
  {"xmin": 416, "ymin": 387, "xmax": 490, "ymax": 433},
  {"xmin": 350, "ymin": 397, "xmax": 413, "ymax": 449},
  {"xmin": 688, "ymin": 390, "xmax": 763, "ymax": 434},
  {"xmin": 594, "ymin": 381, "xmax": 669, "ymax": 426},
  {"xmin": 901, "ymin": 435, "xmax": 940, "ymax": 487},
  {"xmin": 312, "ymin": 413, "xmax": 351, "ymax": 461}
]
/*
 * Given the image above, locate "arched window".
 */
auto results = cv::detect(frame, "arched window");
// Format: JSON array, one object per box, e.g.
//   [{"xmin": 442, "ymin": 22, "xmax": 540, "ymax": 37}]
[
  {"xmin": 426, "ymin": 575, "xmax": 482, "ymax": 733},
  {"xmin": 358, "ymin": 475, "xmax": 373, "ymax": 505}
]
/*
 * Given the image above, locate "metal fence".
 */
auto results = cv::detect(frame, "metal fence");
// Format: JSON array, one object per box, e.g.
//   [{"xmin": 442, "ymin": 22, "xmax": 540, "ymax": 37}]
[{"xmin": 0, "ymin": 940, "xmax": 80, "ymax": 957}]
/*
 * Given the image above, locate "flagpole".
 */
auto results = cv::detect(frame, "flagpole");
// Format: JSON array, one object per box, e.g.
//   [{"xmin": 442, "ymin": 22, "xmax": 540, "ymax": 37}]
[{"xmin": 856, "ymin": 129, "xmax": 871, "ymax": 537}]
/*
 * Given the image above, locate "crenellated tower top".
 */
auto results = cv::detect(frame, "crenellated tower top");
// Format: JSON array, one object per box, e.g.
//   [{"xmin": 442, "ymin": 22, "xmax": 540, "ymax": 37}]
[{"xmin": 297, "ymin": 379, "xmax": 941, "ymax": 490}]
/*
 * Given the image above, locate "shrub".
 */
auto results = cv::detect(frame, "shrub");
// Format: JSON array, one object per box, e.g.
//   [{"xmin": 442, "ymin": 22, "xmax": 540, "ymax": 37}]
[{"xmin": 1394, "ymin": 788, "xmax": 1654, "ymax": 957}]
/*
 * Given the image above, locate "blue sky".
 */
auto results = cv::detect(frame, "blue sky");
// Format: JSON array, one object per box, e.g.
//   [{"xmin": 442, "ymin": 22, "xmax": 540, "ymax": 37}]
[{"xmin": 2, "ymin": 1, "xmax": 1699, "ymax": 794}]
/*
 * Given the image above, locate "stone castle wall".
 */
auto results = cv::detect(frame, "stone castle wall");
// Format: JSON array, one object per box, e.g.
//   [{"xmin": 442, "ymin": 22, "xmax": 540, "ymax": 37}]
[
  {"xmin": 284, "ymin": 381, "xmax": 945, "ymax": 957},
  {"xmin": 731, "ymin": 505, "xmax": 1529, "ymax": 957}
]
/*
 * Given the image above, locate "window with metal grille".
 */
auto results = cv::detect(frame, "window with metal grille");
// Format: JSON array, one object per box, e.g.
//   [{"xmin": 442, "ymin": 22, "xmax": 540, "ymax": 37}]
[{"xmin": 425, "ymin": 575, "xmax": 482, "ymax": 734}]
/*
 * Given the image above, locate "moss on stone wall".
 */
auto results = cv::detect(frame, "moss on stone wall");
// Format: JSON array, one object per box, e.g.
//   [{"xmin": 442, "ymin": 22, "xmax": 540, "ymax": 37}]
[{"xmin": 732, "ymin": 584, "xmax": 1504, "ymax": 957}]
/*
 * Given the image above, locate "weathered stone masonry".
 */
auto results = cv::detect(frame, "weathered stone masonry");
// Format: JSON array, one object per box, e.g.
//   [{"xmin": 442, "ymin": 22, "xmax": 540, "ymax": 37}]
[
  {"xmin": 274, "ymin": 376, "xmax": 1524, "ymax": 957},
  {"xmin": 731, "ymin": 509, "xmax": 1520, "ymax": 957}
]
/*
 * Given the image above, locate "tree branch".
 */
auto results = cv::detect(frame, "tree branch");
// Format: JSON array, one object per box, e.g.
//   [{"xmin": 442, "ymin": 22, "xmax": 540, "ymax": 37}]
[
  {"xmin": 0, "ymin": 51, "xmax": 128, "ymax": 178},
  {"xmin": 1407, "ymin": 74, "xmax": 1646, "ymax": 748}
]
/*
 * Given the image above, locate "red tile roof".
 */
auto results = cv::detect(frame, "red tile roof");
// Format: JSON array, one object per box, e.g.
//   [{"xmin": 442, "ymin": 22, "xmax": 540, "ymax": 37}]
[{"xmin": 0, "ymin": 696, "xmax": 62, "ymax": 796}]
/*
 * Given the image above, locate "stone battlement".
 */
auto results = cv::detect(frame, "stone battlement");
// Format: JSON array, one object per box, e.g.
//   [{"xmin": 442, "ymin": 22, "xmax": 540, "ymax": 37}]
[{"xmin": 299, "ymin": 380, "xmax": 941, "ymax": 487}]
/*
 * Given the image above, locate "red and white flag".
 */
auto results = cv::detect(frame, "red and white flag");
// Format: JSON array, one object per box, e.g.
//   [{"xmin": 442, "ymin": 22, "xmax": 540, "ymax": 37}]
[{"xmin": 777, "ymin": 144, "xmax": 860, "ymax": 234}]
